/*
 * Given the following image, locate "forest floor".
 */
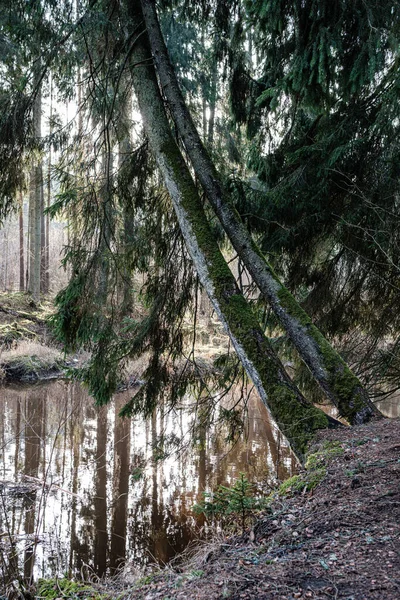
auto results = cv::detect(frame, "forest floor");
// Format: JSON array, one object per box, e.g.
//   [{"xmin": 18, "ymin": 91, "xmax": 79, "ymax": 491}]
[
  {"xmin": 99, "ymin": 418, "xmax": 400, "ymax": 600},
  {"xmin": 0, "ymin": 291, "xmax": 69, "ymax": 381},
  {"xmin": 0, "ymin": 292, "xmax": 54, "ymax": 343}
]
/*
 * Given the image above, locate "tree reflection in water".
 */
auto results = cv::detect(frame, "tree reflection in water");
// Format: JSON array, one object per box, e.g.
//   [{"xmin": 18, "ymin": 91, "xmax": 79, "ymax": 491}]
[{"xmin": 5, "ymin": 380, "xmax": 393, "ymax": 580}]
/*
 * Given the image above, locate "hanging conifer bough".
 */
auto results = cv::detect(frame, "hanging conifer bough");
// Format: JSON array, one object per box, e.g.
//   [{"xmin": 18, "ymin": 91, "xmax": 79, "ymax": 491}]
[
  {"xmin": 122, "ymin": 0, "xmax": 344, "ymax": 461},
  {"xmin": 138, "ymin": 0, "xmax": 382, "ymax": 425}
]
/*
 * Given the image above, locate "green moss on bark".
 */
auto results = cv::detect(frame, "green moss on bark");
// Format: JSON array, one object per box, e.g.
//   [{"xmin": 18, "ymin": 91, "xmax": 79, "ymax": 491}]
[
  {"xmin": 161, "ymin": 142, "xmax": 330, "ymax": 458},
  {"xmin": 276, "ymin": 285, "xmax": 377, "ymax": 423},
  {"xmin": 130, "ymin": 25, "xmax": 332, "ymax": 458}
]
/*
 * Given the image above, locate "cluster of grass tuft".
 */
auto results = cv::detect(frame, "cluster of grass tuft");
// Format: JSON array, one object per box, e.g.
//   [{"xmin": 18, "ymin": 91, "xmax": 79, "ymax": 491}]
[{"xmin": 37, "ymin": 578, "xmax": 106, "ymax": 599}]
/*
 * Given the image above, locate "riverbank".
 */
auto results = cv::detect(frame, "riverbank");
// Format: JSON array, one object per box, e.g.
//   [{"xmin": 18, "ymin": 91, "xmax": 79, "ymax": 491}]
[
  {"xmin": 98, "ymin": 417, "xmax": 399, "ymax": 600},
  {"xmin": 4, "ymin": 418, "xmax": 398, "ymax": 599},
  {"xmin": 1, "ymin": 293, "xmax": 399, "ymax": 599},
  {"xmin": 0, "ymin": 292, "xmax": 225, "ymax": 384},
  {"xmin": 0, "ymin": 292, "xmax": 67, "ymax": 381}
]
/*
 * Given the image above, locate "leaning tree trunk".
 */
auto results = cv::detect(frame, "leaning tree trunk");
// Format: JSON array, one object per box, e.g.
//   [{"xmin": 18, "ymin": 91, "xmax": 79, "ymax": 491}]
[
  {"xmin": 140, "ymin": 0, "xmax": 382, "ymax": 425},
  {"xmin": 126, "ymin": 0, "xmax": 340, "ymax": 460}
]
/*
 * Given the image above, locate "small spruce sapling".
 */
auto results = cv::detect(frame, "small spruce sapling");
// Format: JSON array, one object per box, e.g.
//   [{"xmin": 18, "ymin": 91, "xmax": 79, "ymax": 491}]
[{"xmin": 193, "ymin": 473, "xmax": 268, "ymax": 533}]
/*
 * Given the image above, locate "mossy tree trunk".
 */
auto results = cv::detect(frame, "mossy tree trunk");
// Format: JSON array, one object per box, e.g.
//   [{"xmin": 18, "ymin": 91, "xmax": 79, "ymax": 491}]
[
  {"xmin": 126, "ymin": 0, "xmax": 340, "ymax": 460},
  {"xmin": 140, "ymin": 0, "xmax": 382, "ymax": 425}
]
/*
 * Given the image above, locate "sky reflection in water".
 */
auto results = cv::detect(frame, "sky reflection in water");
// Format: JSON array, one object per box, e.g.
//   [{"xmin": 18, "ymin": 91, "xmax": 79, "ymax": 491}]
[{"xmin": 0, "ymin": 380, "xmax": 295, "ymax": 581}]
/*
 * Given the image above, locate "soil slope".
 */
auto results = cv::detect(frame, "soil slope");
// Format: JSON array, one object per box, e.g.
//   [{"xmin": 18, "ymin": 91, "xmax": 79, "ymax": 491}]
[{"xmin": 127, "ymin": 418, "xmax": 399, "ymax": 600}]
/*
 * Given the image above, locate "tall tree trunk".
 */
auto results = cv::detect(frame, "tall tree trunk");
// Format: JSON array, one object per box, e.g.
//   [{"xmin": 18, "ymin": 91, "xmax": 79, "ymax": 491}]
[
  {"xmin": 69, "ymin": 46, "xmax": 83, "ymax": 263},
  {"xmin": 26, "ymin": 222, "xmax": 30, "ymax": 291},
  {"xmin": 201, "ymin": 29, "xmax": 207, "ymax": 140},
  {"xmin": 40, "ymin": 171, "xmax": 46, "ymax": 293},
  {"xmin": 140, "ymin": 0, "xmax": 381, "ymax": 425},
  {"xmin": 2, "ymin": 227, "xmax": 8, "ymax": 291},
  {"xmin": 19, "ymin": 192, "xmax": 24, "ymax": 291},
  {"xmin": 44, "ymin": 75, "xmax": 53, "ymax": 295},
  {"xmin": 98, "ymin": 144, "xmax": 113, "ymax": 303},
  {"xmin": 28, "ymin": 173, "xmax": 35, "ymax": 293},
  {"xmin": 126, "ymin": 0, "xmax": 340, "ymax": 460},
  {"xmin": 28, "ymin": 74, "xmax": 42, "ymax": 303},
  {"xmin": 207, "ymin": 57, "xmax": 217, "ymax": 147},
  {"xmin": 118, "ymin": 84, "xmax": 135, "ymax": 314},
  {"xmin": 34, "ymin": 165, "xmax": 43, "ymax": 302}
]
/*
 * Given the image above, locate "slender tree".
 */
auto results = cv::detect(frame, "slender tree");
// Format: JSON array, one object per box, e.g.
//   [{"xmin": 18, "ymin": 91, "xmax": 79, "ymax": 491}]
[
  {"xmin": 19, "ymin": 191, "xmax": 24, "ymax": 291},
  {"xmin": 27, "ymin": 69, "xmax": 43, "ymax": 303}
]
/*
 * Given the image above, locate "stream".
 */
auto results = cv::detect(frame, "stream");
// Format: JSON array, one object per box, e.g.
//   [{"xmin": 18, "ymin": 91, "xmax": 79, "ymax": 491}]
[{"xmin": 0, "ymin": 380, "xmax": 296, "ymax": 582}]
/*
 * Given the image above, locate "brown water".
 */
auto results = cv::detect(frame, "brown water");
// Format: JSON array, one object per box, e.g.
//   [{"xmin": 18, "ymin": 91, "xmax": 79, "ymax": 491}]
[{"xmin": 0, "ymin": 381, "xmax": 296, "ymax": 582}]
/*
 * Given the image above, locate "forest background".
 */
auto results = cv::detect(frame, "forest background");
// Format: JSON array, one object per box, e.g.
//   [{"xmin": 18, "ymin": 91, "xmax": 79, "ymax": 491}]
[{"xmin": 0, "ymin": 0, "xmax": 399, "ymax": 459}]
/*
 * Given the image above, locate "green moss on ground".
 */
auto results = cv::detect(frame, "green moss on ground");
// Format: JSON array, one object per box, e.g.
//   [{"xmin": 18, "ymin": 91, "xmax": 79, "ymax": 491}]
[
  {"xmin": 275, "ymin": 440, "xmax": 344, "ymax": 497},
  {"xmin": 305, "ymin": 440, "xmax": 344, "ymax": 470},
  {"xmin": 277, "ymin": 469, "xmax": 326, "ymax": 495},
  {"xmin": 37, "ymin": 578, "xmax": 107, "ymax": 599},
  {"xmin": 0, "ymin": 292, "xmax": 67, "ymax": 382},
  {"xmin": 0, "ymin": 322, "xmax": 38, "ymax": 348}
]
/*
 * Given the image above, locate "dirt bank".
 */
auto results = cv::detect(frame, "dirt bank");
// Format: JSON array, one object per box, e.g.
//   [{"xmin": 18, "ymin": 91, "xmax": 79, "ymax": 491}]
[
  {"xmin": 120, "ymin": 418, "xmax": 399, "ymax": 600},
  {"xmin": 0, "ymin": 292, "xmax": 68, "ymax": 382}
]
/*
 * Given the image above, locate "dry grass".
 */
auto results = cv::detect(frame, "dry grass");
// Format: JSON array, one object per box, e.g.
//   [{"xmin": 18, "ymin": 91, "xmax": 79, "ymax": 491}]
[
  {"xmin": 168, "ymin": 530, "xmax": 229, "ymax": 572},
  {"xmin": 0, "ymin": 340, "xmax": 63, "ymax": 363},
  {"xmin": 0, "ymin": 341, "xmax": 65, "ymax": 382}
]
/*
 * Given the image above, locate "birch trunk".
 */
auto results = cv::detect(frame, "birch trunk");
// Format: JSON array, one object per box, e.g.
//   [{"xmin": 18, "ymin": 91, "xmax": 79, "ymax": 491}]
[
  {"xmin": 139, "ymin": 0, "xmax": 381, "ymax": 425},
  {"xmin": 126, "ymin": 0, "xmax": 340, "ymax": 460}
]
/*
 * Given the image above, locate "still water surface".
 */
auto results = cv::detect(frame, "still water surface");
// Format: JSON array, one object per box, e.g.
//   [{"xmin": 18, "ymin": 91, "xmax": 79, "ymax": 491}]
[{"xmin": 0, "ymin": 380, "xmax": 296, "ymax": 581}]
